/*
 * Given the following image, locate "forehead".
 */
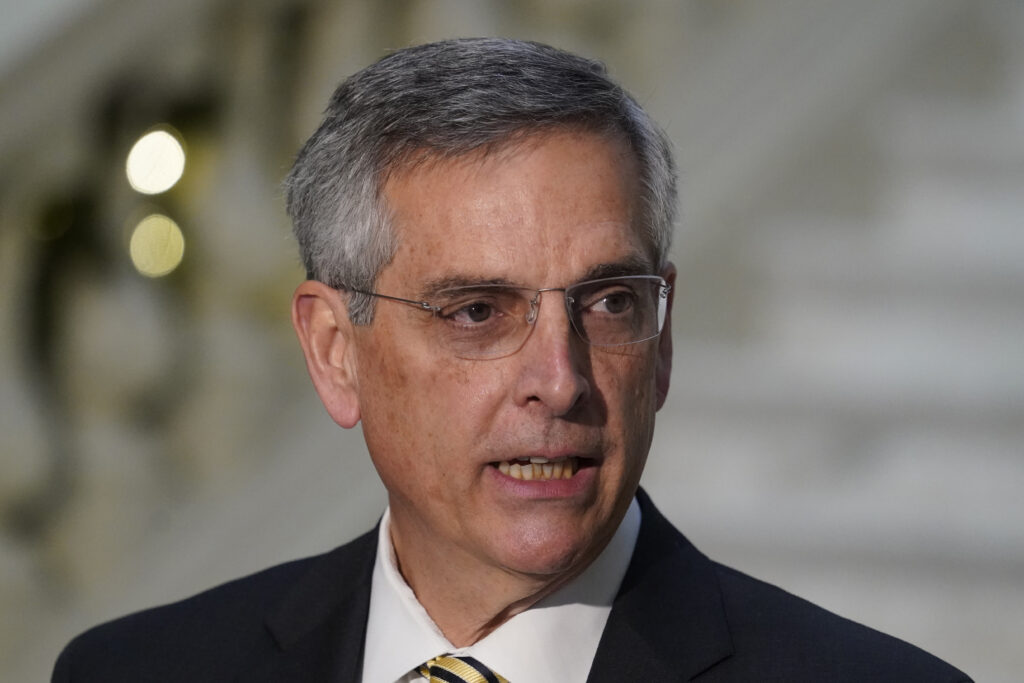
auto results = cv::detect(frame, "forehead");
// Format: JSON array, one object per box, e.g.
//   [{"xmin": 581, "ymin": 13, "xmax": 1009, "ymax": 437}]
[{"xmin": 379, "ymin": 130, "xmax": 652, "ymax": 290}]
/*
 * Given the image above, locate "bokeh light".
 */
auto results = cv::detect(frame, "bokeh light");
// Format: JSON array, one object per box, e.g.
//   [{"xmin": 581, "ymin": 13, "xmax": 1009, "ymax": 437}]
[
  {"xmin": 125, "ymin": 128, "xmax": 186, "ymax": 194},
  {"xmin": 129, "ymin": 214, "xmax": 185, "ymax": 277}
]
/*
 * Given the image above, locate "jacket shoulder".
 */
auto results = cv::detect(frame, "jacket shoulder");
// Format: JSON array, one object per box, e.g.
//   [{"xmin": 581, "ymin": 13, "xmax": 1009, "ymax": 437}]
[
  {"xmin": 52, "ymin": 529, "xmax": 377, "ymax": 682},
  {"xmin": 626, "ymin": 491, "xmax": 971, "ymax": 682},
  {"xmin": 708, "ymin": 562, "xmax": 972, "ymax": 682}
]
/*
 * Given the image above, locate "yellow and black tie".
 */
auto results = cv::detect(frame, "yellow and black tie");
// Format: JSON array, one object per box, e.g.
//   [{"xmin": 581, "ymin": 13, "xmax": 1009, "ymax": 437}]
[{"xmin": 417, "ymin": 654, "xmax": 509, "ymax": 683}]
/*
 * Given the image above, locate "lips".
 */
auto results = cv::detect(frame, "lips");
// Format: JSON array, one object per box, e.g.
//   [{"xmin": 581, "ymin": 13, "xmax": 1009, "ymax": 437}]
[{"xmin": 495, "ymin": 456, "xmax": 582, "ymax": 481}]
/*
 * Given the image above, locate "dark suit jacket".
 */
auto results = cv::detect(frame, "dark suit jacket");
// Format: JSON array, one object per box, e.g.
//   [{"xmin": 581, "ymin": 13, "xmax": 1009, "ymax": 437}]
[{"xmin": 53, "ymin": 490, "xmax": 971, "ymax": 682}]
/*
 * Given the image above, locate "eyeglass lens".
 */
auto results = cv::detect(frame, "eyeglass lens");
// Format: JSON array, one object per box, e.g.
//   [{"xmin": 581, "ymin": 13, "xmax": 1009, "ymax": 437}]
[{"xmin": 432, "ymin": 276, "xmax": 667, "ymax": 359}]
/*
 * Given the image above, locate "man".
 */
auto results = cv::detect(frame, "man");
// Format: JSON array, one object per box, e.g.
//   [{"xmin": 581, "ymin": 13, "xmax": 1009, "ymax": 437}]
[{"xmin": 54, "ymin": 38, "xmax": 970, "ymax": 682}]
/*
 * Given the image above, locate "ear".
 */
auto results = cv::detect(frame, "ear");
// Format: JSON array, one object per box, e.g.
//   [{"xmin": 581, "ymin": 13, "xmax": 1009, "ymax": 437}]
[
  {"xmin": 655, "ymin": 262, "xmax": 675, "ymax": 411},
  {"xmin": 291, "ymin": 280, "xmax": 362, "ymax": 428}
]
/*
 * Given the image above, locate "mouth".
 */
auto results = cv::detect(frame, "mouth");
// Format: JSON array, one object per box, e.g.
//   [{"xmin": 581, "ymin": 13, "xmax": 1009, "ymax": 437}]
[{"xmin": 492, "ymin": 456, "xmax": 584, "ymax": 481}]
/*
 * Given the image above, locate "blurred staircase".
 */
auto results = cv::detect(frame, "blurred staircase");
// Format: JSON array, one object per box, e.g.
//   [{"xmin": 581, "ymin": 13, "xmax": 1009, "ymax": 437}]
[{"xmin": 645, "ymin": 3, "xmax": 1024, "ymax": 680}]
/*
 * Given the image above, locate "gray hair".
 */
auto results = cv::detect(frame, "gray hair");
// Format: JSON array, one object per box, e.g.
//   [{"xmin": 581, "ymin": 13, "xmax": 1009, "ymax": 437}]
[{"xmin": 284, "ymin": 37, "xmax": 676, "ymax": 324}]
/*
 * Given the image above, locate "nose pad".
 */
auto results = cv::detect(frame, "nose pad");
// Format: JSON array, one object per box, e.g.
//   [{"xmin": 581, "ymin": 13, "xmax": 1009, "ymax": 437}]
[
  {"xmin": 563, "ymin": 295, "xmax": 579, "ymax": 342},
  {"xmin": 525, "ymin": 294, "xmax": 541, "ymax": 325}
]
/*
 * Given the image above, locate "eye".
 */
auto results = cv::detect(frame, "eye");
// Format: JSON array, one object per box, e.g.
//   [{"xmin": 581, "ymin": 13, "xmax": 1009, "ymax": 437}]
[
  {"xmin": 437, "ymin": 290, "xmax": 515, "ymax": 325},
  {"xmin": 592, "ymin": 290, "xmax": 635, "ymax": 315},
  {"xmin": 579, "ymin": 285, "xmax": 639, "ymax": 316},
  {"xmin": 449, "ymin": 301, "xmax": 495, "ymax": 324}
]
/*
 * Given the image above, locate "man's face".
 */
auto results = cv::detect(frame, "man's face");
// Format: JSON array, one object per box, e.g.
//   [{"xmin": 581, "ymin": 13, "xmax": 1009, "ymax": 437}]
[{"xmin": 350, "ymin": 130, "xmax": 673, "ymax": 584}]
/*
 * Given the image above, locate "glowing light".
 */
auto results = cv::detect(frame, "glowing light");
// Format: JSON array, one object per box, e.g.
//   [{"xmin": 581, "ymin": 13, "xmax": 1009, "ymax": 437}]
[
  {"xmin": 129, "ymin": 214, "xmax": 185, "ymax": 277},
  {"xmin": 125, "ymin": 128, "xmax": 186, "ymax": 194}
]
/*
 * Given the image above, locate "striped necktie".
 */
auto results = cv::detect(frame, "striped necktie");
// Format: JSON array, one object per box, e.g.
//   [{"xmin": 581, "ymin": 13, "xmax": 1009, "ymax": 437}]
[{"xmin": 418, "ymin": 654, "xmax": 509, "ymax": 683}]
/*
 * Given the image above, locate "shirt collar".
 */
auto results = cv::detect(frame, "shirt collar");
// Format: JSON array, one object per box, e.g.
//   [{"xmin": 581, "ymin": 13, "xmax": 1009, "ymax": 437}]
[{"xmin": 361, "ymin": 499, "xmax": 641, "ymax": 683}]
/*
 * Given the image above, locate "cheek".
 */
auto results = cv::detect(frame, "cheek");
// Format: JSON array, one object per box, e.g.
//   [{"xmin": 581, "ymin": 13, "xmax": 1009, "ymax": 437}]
[
  {"xmin": 356, "ymin": 340, "xmax": 427, "ymax": 474},
  {"xmin": 595, "ymin": 351, "xmax": 659, "ymax": 447},
  {"xmin": 357, "ymin": 341, "xmax": 505, "ymax": 485}
]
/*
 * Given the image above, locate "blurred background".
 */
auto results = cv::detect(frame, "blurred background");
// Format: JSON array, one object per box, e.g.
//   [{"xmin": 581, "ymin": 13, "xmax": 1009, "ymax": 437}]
[{"xmin": 2, "ymin": 0, "xmax": 1022, "ymax": 680}]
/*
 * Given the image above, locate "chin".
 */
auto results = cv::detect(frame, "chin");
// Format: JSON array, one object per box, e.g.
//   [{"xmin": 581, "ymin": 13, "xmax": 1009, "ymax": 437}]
[{"xmin": 495, "ymin": 525, "xmax": 600, "ymax": 580}]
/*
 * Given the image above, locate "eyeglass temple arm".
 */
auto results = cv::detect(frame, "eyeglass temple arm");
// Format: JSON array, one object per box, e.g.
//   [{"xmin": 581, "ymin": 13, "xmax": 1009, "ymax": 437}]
[{"xmin": 347, "ymin": 288, "xmax": 441, "ymax": 313}]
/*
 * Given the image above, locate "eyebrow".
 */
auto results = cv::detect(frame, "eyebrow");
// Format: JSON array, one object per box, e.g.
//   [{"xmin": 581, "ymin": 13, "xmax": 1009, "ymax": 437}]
[
  {"xmin": 578, "ymin": 255, "xmax": 655, "ymax": 282},
  {"xmin": 417, "ymin": 254, "xmax": 656, "ymax": 298},
  {"xmin": 418, "ymin": 276, "xmax": 516, "ymax": 298}
]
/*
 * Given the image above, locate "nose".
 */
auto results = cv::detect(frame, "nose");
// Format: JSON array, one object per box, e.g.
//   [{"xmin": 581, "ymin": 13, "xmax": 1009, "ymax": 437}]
[{"xmin": 513, "ymin": 291, "xmax": 590, "ymax": 416}]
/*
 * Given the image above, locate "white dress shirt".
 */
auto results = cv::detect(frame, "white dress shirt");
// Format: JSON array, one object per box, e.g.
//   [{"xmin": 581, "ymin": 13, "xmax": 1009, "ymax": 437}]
[{"xmin": 361, "ymin": 498, "xmax": 641, "ymax": 683}]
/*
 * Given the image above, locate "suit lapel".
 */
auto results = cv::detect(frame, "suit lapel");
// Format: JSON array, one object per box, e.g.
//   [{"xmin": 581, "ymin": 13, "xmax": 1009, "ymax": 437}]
[
  {"xmin": 236, "ymin": 528, "xmax": 378, "ymax": 682},
  {"xmin": 587, "ymin": 490, "xmax": 734, "ymax": 681},
  {"xmin": 231, "ymin": 493, "xmax": 731, "ymax": 682}
]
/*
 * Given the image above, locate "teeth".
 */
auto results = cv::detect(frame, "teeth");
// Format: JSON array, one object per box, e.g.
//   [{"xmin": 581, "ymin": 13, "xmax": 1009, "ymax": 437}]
[{"xmin": 498, "ymin": 457, "xmax": 579, "ymax": 480}]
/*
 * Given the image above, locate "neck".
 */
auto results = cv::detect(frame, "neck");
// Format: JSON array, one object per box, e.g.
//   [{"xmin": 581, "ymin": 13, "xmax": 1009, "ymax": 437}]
[{"xmin": 388, "ymin": 519, "xmax": 593, "ymax": 647}]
